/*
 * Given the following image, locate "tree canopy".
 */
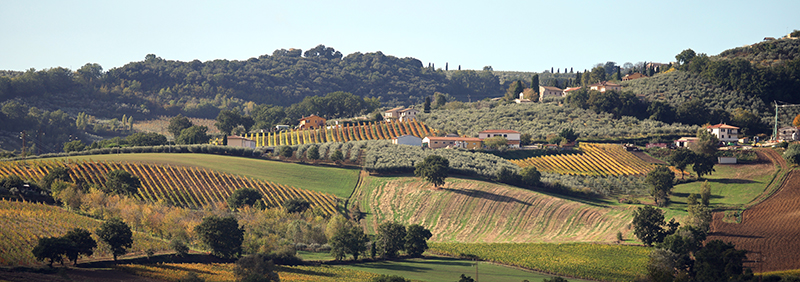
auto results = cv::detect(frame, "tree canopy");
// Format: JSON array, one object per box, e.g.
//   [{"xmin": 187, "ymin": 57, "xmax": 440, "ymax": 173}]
[
  {"xmin": 632, "ymin": 206, "xmax": 679, "ymax": 246},
  {"xmin": 104, "ymin": 170, "xmax": 141, "ymax": 195},
  {"xmin": 645, "ymin": 166, "xmax": 675, "ymax": 207},
  {"xmin": 96, "ymin": 217, "xmax": 133, "ymax": 261},
  {"xmin": 414, "ymin": 155, "xmax": 449, "ymax": 188},
  {"xmin": 195, "ymin": 215, "xmax": 244, "ymax": 259},
  {"xmin": 227, "ymin": 188, "xmax": 263, "ymax": 210}
]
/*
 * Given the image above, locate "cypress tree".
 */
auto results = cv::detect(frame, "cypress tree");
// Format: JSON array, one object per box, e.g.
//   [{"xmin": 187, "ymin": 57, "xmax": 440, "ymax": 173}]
[{"xmin": 531, "ymin": 74, "xmax": 539, "ymax": 93}]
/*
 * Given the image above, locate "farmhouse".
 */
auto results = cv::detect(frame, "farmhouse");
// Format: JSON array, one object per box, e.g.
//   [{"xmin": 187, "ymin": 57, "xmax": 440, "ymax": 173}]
[
  {"xmin": 392, "ymin": 135, "xmax": 423, "ymax": 146},
  {"xmin": 706, "ymin": 123, "xmax": 740, "ymax": 143},
  {"xmin": 778, "ymin": 126, "xmax": 799, "ymax": 141},
  {"xmin": 675, "ymin": 137, "xmax": 698, "ymax": 148},
  {"xmin": 298, "ymin": 114, "xmax": 326, "ymax": 130},
  {"xmin": 478, "ymin": 129, "xmax": 521, "ymax": 148},
  {"xmin": 384, "ymin": 107, "xmax": 418, "ymax": 122},
  {"xmin": 538, "ymin": 85, "xmax": 563, "ymax": 101},
  {"xmin": 588, "ymin": 81, "xmax": 622, "ymax": 92},
  {"xmin": 422, "ymin": 136, "xmax": 482, "ymax": 149},
  {"xmin": 227, "ymin": 135, "xmax": 256, "ymax": 149},
  {"xmin": 398, "ymin": 108, "xmax": 419, "ymax": 122}
]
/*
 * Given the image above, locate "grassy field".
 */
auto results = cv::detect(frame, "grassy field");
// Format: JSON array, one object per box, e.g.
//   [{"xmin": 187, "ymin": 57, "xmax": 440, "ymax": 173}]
[
  {"xmin": 341, "ymin": 256, "xmax": 593, "ymax": 282},
  {"xmin": 117, "ymin": 263, "xmax": 382, "ymax": 282},
  {"xmin": 353, "ymin": 174, "xmax": 636, "ymax": 243},
  {"xmin": 430, "ymin": 242, "xmax": 649, "ymax": 282},
  {"xmin": 57, "ymin": 153, "xmax": 360, "ymax": 198},
  {"xmin": 670, "ymin": 162, "xmax": 777, "ymax": 210}
]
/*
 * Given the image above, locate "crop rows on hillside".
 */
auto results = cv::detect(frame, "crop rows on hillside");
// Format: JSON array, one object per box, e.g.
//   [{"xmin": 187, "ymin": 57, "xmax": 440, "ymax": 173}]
[
  {"xmin": 0, "ymin": 160, "xmax": 338, "ymax": 215},
  {"xmin": 0, "ymin": 200, "xmax": 169, "ymax": 266},
  {"xmin": 242, "ymin": 120, "xmax": 436, "ymax": 147},
  {"xmin": 511, "ymin": 143, "xmax": 655, "ymax": 176}
]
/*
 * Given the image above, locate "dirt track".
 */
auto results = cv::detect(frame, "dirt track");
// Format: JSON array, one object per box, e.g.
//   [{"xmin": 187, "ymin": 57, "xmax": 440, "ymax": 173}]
[{"xmin": 708, "ymin": 149, "xmax": 800, "ymax": 272}]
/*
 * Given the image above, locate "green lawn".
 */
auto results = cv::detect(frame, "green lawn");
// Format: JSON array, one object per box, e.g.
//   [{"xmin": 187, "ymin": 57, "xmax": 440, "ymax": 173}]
[
  {"xmin": 341, "ymin": 256, "xmax": 593, "ymax": 282},
  {"xmin": 670, "ymin": 163, "xmax": 777, "ymax": 210},
  {"xmin": 57, "ymin": 153, "xmax": 360, "ymax": 198}
]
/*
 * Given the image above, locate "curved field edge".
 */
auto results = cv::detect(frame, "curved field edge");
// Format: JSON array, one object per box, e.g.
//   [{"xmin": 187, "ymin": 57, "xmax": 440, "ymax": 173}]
[
  {"xmin": 429, "ymin": 242, "xmax": 649, "ymax": 282},
  {"xmin": 43, "ymin": 153, "xmax": 360, "ymax": 198},
  {"xmin": 0, "ymin": 200, "xmax": 169, "ymax": 266},
  {"xmin": 353, "ymin": 174, "xmax": 636, "ymax": 243},
  {"xmin": 116, "ymin": 263, "xmax": 382, "ymax": 282}
]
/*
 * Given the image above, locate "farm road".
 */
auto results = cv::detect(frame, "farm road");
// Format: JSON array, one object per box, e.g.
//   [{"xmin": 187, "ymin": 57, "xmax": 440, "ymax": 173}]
[{"xmin": 708, "ymin": 149, "xmax": 800, "ymax": 272}]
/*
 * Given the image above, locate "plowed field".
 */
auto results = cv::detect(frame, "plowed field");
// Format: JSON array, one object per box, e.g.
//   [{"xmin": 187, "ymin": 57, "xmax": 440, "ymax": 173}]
[
  {"xmin": 708, "ymin": 149, "xmax": 800, "ymax": 272},
  {"xmin": 353, "ymin": 175, "xmax": 636, "ymax": 243}
]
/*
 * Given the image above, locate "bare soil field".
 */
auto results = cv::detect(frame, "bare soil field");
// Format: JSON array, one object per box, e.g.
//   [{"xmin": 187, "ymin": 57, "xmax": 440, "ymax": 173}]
[
  {"xmin": 354, "ymin": 175, "xmax": 637, "ymax": 243},
  {"xmin": 708, "ymin": 149, "xmax": 800, "ymax": 272}
]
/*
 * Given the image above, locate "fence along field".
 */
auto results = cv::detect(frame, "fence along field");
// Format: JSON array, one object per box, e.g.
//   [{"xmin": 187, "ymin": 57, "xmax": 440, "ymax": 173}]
[
  {"xmin": 233, "ymin": 119, "xmax": 437, "ymax": 147},
  {"xmin": 511, "ymin": 143, "xmax": 656, "ymax": 176},
  {"xmin": 0, "ymin": 200, "xmax": 170, "ymax": 266},
  {"xmin": 0, "ymin": 159, "xmax": 338, "ymax": 215}
]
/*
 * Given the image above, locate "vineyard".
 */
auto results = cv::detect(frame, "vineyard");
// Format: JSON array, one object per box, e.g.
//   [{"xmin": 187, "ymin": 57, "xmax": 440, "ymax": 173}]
[
  {"xmin": 0, "ymin": 200, "xmax": 170, "ymax": 266},
  {"xmin": 510, "ymin": 143, "xmax": 656, "ymax": 176},
  {"xmin": 228, "ymin": 119, "xmax": 437, "ymax": 147},
  {"xmin": 429, "ymin": 242, "xmax": 649, "ymax": 282},
  {"xmin": 0, "ymin": 159, "xmax": 339, "ymax": 215}
]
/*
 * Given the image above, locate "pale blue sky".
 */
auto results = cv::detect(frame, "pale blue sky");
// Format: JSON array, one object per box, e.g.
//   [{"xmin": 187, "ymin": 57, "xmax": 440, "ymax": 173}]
[{"xmin": 2, "ymin": 0, "xmax": 798, "ymax": 73}]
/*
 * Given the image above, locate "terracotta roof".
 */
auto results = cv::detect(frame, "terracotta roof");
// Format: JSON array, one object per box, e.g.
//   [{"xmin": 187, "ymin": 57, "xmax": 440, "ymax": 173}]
[
  {"xmin": 298, "ymin": 114, "xmax": 325, "ymax": 121},
  {"xmin": 706, "ymin": 123, "xmax": 739, "ymax": 129},
  {"xmin": 563, "ymin": 87, "xmax": 582, "ymax": 92},
  {"xmin": 479, "ymin": 129, "xmax": 520, "ymax": 134},
  {"xmin": 423, "ymin": 136, "xmax": 482, "ymax": 142},
  {"xmin": 385, "ymin": 106, "xmax": 404, "ymax": 112},
  {"xmin": 589, "ymin": 81, "xmax": 621, "ymax": 87},
  {"xmin": 675, "ymin": 137, "xmax": 698, "ymax": 142},
  {"xmin": 540, "ymin": 86, "xmax": 562, "ymax": 91},
  {"xmin": 399, "ymin": 108, "xmax": 418, "ymax": 113}
]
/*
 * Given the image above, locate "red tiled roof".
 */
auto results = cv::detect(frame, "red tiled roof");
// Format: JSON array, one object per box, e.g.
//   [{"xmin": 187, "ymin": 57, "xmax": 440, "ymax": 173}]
[
  {"xmin": 706, "ymin": 123, "xmax": 739, "ymax": 129},
  {"xmin": 298, "ymin": 114, "xmax": 325, "ymax": 121},
  {"xmin": 385, "ymin": 106, "xmax": 405, "ymax": 112},
  {"xmin": 563, "ymin": 87, "xmax": 582, "ymax": 92},
  {"xmin": 540, "ymin": 86, "xmax": 562, "ymax": 91},
  {"xmin": 479, "ymin": 129, "xmax": 520, "ymax": 134}
]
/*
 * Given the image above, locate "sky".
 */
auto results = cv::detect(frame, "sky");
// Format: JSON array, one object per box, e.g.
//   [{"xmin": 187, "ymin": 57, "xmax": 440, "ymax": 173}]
[{"xmin": 2, "ymin": 0, "xmax": 799, "ymax": 73}]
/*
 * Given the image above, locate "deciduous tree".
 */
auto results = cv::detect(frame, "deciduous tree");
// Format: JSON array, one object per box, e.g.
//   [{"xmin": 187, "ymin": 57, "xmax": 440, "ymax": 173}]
[
  {"xmin": 414, "ymin": 155, "xmax": 449, "ymax": 188},
  {"xmin": 63, "ymin": 228, "xmax": 96, "ymax": 265},
  {"xmin": 377, "ymin": 221, "xmax": 406, "ymax": 258},
  {"xmin": 97, "ymin": 217, "xmax": 133, "ymax": 261},
  {"xmin": 227, "ymin": 188, "xmax": 263, "ymax": 210},
  {"xmin": 104, "ymin": 170, "xmax": 141, "ymax": 195},
  {"xmin": 646, "ymin": 166, "xmax": 675, "ymax": 207},
  {"xmin": 404, "ymin": 224, "xmax": 432, "ymax": 257},
  {"xmin": 195, "ymin": 216, "xmax": 244, "ymax": 259},
  {"xmin": 329, "ymin": 225, "xmax": 368, "ymax": 260},
  {"xmin": 632, "ymin": 206, "xmax": 678, "ymax": 246},
  {"xmin": 168, "ymin": 114, "xmax": 193, "ymax": 138}
]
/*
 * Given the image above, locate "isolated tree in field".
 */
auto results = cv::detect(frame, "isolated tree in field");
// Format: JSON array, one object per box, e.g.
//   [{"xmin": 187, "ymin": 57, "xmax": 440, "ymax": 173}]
[
  {"xmin": 668, "ymin": 149, "xmax": 695, "ymax": 179},
  {"xmin": 329, "ymin": 224, "xmax": 369, "ymax": 260},
  {"xmin": 632, "ymin": 206, "xmax": 679, "ymax": 246},
  {"xmin": 700, "ymin": 181, "xmax": 712, "ymax": 206},
  {"xmin": 377, "ymin": 221, "xmax": 407, "ymax": 258},
  {"xmin": 32, "ymin": 236, "xmax": 72, "ymax": 267},
  {"xmin": 692, "ymin": 154, "xmax": 716, "ymax": 179},
  {"xmin": 176, "ymin": 125, "xmax": 211, "ymax": 145},
  {"xmin": 404, "ymin": 224, "xmax": 433, "ymax": 257},
  {"xmin": 284, "ymin": 198, "xmax": 311, "ymax": 214},
  {"xmin": 104, "ymin": 170, "xmax": 141, "ymax": 196},
  {"xmin": 168, "ymin": 114, "xmax": 194, "ymax": 138},
  {"xmin": 195, "ymin": 215, "xmax": 244, "ymax": 259},
  {"xmin": 646, "ymin": 166, "xmax": 675, "ymax": 207},
  {"xmin": 63, "ymin": 228, "xmax": 96, "ymax": 265},
  {"xmin": 227, "ymin": 188, "xmax": 263, "ymax": 210},
  {"xmin": 97, "ymin": 217, "xmax": 133, "ymax": 261},
  {"xmin": 458, "ymin": 274, "xmax": 475, "ymax": 282},
  {"xmin": 415, "ymin": 155, "xmax": 449, "ymax": 188}
]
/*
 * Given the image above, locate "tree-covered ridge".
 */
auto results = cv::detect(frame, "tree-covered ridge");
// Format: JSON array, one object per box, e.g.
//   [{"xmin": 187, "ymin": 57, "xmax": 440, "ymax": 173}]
[
  {"xmin": 418, "ymin": 102, "xmax": 697, "ymax": 139},
  {"xmin": 718, "ymin": 38, "xmax": 800, "ymax": 67}
]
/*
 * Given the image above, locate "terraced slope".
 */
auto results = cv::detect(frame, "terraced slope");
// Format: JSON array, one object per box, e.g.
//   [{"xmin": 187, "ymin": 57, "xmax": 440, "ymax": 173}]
[{"xmin": 352, "ymin": 173, "xmax": 635, "ymax": 243}]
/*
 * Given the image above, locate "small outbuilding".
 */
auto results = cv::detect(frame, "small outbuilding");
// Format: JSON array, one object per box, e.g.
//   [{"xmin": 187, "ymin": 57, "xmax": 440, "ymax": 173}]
[{"xmin": 392, "ymin": 135, "xmax": 423, "ymax": 146}]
